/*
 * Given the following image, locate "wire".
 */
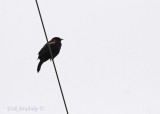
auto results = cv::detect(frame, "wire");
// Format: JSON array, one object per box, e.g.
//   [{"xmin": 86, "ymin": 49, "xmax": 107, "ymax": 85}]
[{"xmin": 35, "ymin": 0, "xmax": 69, "ymax": 114}]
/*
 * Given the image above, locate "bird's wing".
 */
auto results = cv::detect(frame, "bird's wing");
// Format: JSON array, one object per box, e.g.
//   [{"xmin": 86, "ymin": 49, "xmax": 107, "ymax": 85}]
[{"xmin": 38, "ymin": 41, "xmax": 56, "ymax": 55}]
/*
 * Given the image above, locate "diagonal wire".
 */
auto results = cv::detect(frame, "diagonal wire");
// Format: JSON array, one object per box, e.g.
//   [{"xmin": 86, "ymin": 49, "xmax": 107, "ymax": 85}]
[{"xmin": 35, "ymin": 0, "xmax": 69, "ymax": 114}]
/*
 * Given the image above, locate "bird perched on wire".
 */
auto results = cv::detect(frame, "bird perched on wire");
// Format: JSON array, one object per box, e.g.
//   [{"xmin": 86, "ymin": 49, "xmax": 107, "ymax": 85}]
[{"xmin": 37, "ymin": 37, "xmax": 63, "ymax": 72}]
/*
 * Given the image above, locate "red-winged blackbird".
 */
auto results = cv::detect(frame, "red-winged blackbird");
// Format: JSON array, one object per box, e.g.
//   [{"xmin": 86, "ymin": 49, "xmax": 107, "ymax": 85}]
[{"xmin": 37, "ymin": 37, "xmax": 63, "ymax": 72}]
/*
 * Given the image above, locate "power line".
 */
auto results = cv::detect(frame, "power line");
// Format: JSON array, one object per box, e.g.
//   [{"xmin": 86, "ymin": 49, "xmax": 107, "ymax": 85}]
[{"xmin": 35, "ymin": 0, "xmax": 69, "ymax": 114}]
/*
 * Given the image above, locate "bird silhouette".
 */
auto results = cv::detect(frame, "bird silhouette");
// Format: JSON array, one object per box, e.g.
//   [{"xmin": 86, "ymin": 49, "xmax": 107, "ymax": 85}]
[{"xmin": 37, "ymin": 37, "xmax": 63, "ymax": 72}]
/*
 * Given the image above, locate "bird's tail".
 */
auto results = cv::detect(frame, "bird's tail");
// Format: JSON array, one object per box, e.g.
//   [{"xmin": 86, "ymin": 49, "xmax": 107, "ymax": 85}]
[{"xmin": 37, "ymin": 60, "xmax": 43, "ymax": 73}]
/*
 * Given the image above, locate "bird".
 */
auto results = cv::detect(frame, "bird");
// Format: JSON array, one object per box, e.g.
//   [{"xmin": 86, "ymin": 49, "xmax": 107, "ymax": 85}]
[{"xmin": 37, "ymin": 37, "xmax": 63, "ymax": 72}]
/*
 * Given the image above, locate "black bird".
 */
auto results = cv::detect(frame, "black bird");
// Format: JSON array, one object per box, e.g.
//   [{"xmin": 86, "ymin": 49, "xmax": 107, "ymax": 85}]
[{"xmin": 37, "ymin": 37, "xmax": 63, "ymax": 72}]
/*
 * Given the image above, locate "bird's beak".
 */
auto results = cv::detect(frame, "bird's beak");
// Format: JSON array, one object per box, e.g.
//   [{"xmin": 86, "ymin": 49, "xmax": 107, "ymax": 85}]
[{"xmin": 61, "ymin": 39, "xmax": 63, "ymax": 40}]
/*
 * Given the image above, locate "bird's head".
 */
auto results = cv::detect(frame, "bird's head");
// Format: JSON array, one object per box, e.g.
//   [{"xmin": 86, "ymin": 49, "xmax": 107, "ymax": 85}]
[{"xmin": 51, "ymin": 37, "xmax": 63, "ymax": 42}]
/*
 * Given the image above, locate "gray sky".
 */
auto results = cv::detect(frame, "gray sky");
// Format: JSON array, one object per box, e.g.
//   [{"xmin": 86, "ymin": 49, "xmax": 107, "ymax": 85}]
[{"xmin": 1, "ymin": 0, "xmax": 160, "ymax": 114}]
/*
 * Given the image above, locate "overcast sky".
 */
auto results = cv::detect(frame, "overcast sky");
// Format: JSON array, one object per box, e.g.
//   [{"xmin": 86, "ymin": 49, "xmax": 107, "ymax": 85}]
[{"xmin": 1, "ymin": 0, "xmax": 160, "ymax": 114}]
